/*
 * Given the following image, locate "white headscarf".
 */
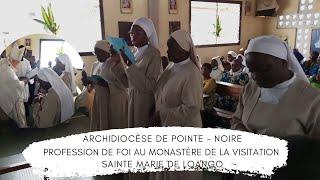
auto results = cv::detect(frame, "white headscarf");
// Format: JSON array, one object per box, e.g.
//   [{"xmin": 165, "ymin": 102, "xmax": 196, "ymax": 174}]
[
  {"xmin": 170, "ymin": 30, "xmax": 200, "ymax": 69},
  {"xmin": 227, "ymin": 51, "xmax": 237, "ymax": 58},
  {"xmin": 9, "ymin": 44, "xmax": 25, "ymax": 61},
  {"xmin": 245, "ymin": 35, "xmax": 308, "ymax": 82},
  {"xmin": 37, "ymin": 68, "xmax": 74, "ymax": 122},
  {"xmin": 95, "ymin": 40, "xmax": 110, "ymax": 53},
  {"xmin": 56, "ymin": 54, "xmax": 76, "ymax": 93},
  {"xmin": 212, "ymin": 56, "xmax": 224, "ymax": 71},
  {"xmin": 133, "ymin": 17, "xmax": 159, "ymax": 50}
]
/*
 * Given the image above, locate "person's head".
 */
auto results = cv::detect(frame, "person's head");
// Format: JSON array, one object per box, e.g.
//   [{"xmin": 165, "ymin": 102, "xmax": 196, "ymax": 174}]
[
  {"xmin": 55, "ymin": 54, "xmax": 74, "ymax": 74},
  {"xmin": 8, "ymin": 44, "xmax": 25, "ymax": 68},
  {"xmin": 48, "ymin": 61, "xmax": 52, "ymax": 68},
  {"xmin": 167, "ymin": 37, "xmax": 189, "ymax": 63},
  {"xmin": 201, "ymin": 63, "xmax": 212, "ymax": 78},
  {"xmin": 222, "ymin": 61, "xmax": 231, "ymax": 72},
  {"xmin": 161, "ymin": 56, "xmax": 169, "ymax": 70},
  {"xmin": 310, "ymin": 51, "xmax": 319, "ymax": 62},
  {"xmin": 94, "ymin": 40, "xmax": 111, "ymax": 63},
  {"xmin": 167, "ymin": 30, "xmax": 200, "ymax": 68},
  {"xmin": 245, "ymin": 35, "xmax": 307, "ymax": 88},
  {"xmin": 227, "ymin": 51, "xmax": 237, "ymax": 62},
  {"xmin": 231, "ymin": 58, "xmax": 242, "ymax": 73},
  {"xmin": 130, "ymin": 17, "xmax": 159, "ymax": 49},
  {"xmin": 37, "ymin": 78, "xmax": 52, "ymax": 92},
  {"xmin": 211, "ymin": 58, "xmax": 218, "ymax": 69}
]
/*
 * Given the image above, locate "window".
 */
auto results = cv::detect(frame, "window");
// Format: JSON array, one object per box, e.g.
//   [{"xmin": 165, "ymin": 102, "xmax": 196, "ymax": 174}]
[
  {"xmin": 40, "ymin": 39, "xmax": 83, "ymax": 69},
  {"xmin": 190, "ymin": 0, "xmax": 241, "ymax": 47},
  {"xmin": 0, "ymin": 0, "xmax": 104, "ymax": 55}
]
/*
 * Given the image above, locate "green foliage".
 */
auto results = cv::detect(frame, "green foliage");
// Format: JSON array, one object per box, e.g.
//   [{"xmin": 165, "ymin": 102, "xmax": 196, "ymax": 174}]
[
  {"xmin": 56, "ymin": 45, "xmax": 64, "ymax": 56},
  {"xmin": 33, "ymin": 3, "xmax": 60, "ymax": 35},
  {"xmin": 213, "ymin": 15, "xmax": 222, "ymax": 38}
]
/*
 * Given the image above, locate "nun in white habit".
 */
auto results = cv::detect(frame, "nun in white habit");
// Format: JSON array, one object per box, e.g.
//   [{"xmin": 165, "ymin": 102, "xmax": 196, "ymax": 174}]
[
  {"xmin": 33, "ymin": 68, "xmax": 74, "ymax": 128},
  {"xmin": 90, "ymin": 40, "xmax": 128, "ymax": 131},
  {"xmin": 0, "ymin": 45, "xmax": 28, "ymax": 128},
  {"xmin": 55, "ymin": 54, "xmax": 76, "ymax": 94},
  {"xmin": 227, "ymin": 50, "xmax": 237, "ymax": 63},
  {"xmin": 150, "ymin": 30, "xmax": 203, "ymax": 180},
  {"xmin": 231, "ymin": 35, "xmax": 320, "ymax": 137},
  {"xmin": 112, "ymin": 17, "xmax": 162, "ymax": 128},
  {"xmin": 210, "ymin": 56, "xmax": 224, "ymax": 80}
]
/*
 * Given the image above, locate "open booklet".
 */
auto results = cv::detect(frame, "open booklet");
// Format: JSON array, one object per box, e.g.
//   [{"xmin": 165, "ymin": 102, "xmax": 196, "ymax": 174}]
[{"xmin": 107, "ymin": 36, "xmax": 135, "ymax": 64}]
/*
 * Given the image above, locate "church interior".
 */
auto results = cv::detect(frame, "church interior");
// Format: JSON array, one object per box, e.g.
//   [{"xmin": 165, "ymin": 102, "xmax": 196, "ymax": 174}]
[{"xmin": 1, "ymin": 0, "xmax": 320, "ymax": 179}]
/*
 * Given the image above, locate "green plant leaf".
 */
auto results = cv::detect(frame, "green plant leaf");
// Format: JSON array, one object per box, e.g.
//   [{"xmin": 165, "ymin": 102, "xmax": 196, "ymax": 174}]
[
  {"xmin": 48, "ymin": 3, "xmax": 54, "ymax": 23},
  {"xmin": 39, "ymin": 3, "xmax": 60, "ymax": 35},
  {"xmin": 33, "ymin": 18, "xmax": 45, "ymax": 25},
  {"xmin": 41, "ymin": 6, "xmax": 50, "ymax": 27}
]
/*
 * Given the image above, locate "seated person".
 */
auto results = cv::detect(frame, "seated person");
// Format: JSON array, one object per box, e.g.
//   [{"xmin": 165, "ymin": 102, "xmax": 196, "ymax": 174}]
[
  {"xmin": 201, "ymin": 63, "xmax": 230, "ymax": 128},
  {"xmin": 210, "ymin": 56, "xmax": 224, "ymax": 81},
  {"xmin": 302, "ymin": 51, "xmax": 319, "ymax": 76},
  {"xmin": 74, "ymin": 68, "xmax": 95, "ymax": 116},
  {"xmin": 221, "ymin": 57, "xmax": 249, "ymax": 86},
  {"xmin": 202, "ymin": 63, "xmax": 217, "ymax": 111},
  {"xmin": 215, "ymin": 58, "xmax": 249, "ymax": 112},
  {"xmin": 32, "ymin": 68, "xmax": 74, "ymax": 128},
  {"xmin": 231, "ymin": 35, "xmax": 320, "ymax": 136},
  {"xmin": 236, "ymin": 54, "xmax": 250, "ymax": 74},
  {"xmin": 222, "ymin": 60, "xmax": 231, "ymax": 72},
  {"xmin": 227, "ymin": 51, "xmax": 237, "ymax": 63}
]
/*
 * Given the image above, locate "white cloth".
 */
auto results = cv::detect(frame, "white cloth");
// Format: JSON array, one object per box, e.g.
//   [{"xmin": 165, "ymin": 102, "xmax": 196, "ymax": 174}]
[
  {"xmin": 170, "ymin": 30, "xmax": 200, "ymax": 69},
  {"xmin": 0, "ymin": 58, "xmax": 24, "ymax": 115},
  {"xmin": 228, "ymin": 51, "xmax": 237, "ymax": 58},
  {"xmin": 210, "ymin": 69, "xmax": 222, "ymax": 81},
  {"xmin": 15, "ymin": 58, "xmax": 32, "ymax": 102},
  {"xmin": 95, "ymin": 40, "xmax": 110, "ymax": 52},
  {"xmin": 9, "ymin": 44, "xmax": 25, "ymax": 61},
  {"xmin": 172, "ymin": 58, "xmax": 190, "ymax": 72},
  {"xmin": 213, "ymin": 57, "xmax": 224, "ymax": 71},
  {"xmin": 56, "ymin": 54, "xmax": 76, "ymax": 93},
  {"xmin": 92, "ymin": 62, "xmax": 103, "ymax": 76},
  {"xmin": 259, "ymin": 74, "xmax": 296, "ymax": 104},
  {"xmin": 133, "ymin": 17, "xmax": 159, "ymax": 50},
  {"xmin": 237, "ymin": 54, "xmax": 246, "ymax": 66},
  {"xmin": 134, "ymin": 44, "xmax": 148, "ymax": 60},
  {"xmin": 245, "ymin": 35, "xmax": 308, "ymax": 82},
  {"xmin": 37, "ymin": 68, "xmax": 74, "ymax": 122}
]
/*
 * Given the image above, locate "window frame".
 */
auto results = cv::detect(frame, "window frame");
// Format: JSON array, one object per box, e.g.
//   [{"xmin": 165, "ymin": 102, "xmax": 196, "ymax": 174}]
[
  {"xmin": 79, "ymin": 0, "xmax": 106, "ymax": 56},
  {"xmin": 189, "ymin": 0, "xmax": 242, "ymax": 48},
  {"xmin": 39, "ymin": 39, "xmax": 65, "ymax": 68}
]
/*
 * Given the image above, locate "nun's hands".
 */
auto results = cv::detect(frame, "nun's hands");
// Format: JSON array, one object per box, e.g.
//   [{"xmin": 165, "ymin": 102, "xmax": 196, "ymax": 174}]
[{"xmin": 151, "ymin": 111, "xmax": 161, "ymax": 127}]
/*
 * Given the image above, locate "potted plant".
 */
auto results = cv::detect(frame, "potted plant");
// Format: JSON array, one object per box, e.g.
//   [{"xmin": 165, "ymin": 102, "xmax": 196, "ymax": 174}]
[{"xmin": 213, "ymin": 15, "xmax": 222, "ymax": 44}]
